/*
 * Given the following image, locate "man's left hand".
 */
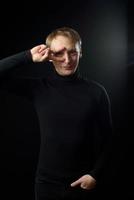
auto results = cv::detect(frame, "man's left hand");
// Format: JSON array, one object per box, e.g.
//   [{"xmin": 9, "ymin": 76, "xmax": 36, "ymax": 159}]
[{"xmin": 70, "ymin": 174, "xmax": 96, "ymax": 190}]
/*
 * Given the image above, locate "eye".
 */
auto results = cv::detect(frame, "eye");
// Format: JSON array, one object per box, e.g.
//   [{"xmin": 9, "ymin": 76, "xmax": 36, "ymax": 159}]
[
  {"xmin": 50, "ymin": 51, "xmax": 64, "ymax": 58},
  {"xmin": 69, "ymin": 50, "xmax": 78, "ymax": 56},
  {"xmin": 54, "ymin": 52, "xmax": 64, "ymax": 57}
]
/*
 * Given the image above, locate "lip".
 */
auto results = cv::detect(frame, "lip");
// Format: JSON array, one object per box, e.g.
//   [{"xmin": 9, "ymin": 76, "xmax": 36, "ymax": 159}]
[
  {"xmin": 64, "ymin": 67, "xmax": 73, "ymax": 71},
  {"xmin": 63, "ymin": 65, "xmax": 73, "ymax": 69}
]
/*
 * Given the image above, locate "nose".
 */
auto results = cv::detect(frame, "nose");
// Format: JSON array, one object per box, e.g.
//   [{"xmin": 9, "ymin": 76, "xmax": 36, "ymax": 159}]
[{"xmin": 64, "ymin": 53, "xmax": 71, "ymax": 64}]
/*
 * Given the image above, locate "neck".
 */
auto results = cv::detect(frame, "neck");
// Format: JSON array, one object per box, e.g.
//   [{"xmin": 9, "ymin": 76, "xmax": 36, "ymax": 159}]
[{"xmin": 49, "ymin": 67, "xmax": 80, "ymax": 84}]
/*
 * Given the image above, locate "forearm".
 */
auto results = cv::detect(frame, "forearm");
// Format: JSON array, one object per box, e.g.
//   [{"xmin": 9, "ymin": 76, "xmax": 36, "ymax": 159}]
[{"xmin": 0, "ymin": 50, "xmax": 32, "ymax": 73}]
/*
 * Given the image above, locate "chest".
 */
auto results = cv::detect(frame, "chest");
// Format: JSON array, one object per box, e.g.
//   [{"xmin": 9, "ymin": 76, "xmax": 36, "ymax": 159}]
[{"xmin": 33, "ymin": 82, "xmax": 98, "ymax": 123}]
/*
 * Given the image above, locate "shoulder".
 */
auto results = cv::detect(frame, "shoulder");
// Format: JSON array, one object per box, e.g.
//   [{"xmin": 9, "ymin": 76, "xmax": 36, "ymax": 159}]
[
  {"xmin": 79, "ymin": 75, "xmax": 107, "ymax": 94},
  {"xmin": 78, "ymin": 75, "xmax": 110, "ymax": 104}
]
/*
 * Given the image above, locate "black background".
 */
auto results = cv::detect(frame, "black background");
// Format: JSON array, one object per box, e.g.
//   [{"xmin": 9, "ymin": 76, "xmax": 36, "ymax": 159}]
[{"xmin": 0, "ymin": 0, "xmax": 134, "ymax": 199}]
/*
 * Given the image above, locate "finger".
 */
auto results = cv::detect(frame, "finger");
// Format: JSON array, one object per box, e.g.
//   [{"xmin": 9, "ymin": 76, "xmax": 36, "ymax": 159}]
[
  {"xmin": 40, "ymin": 48, "xmax": 49, "ymax": 55},
  {"xmin": 70, "ymin": 179, "xmax": 82, "ymax": 187},
  {"xmin": 40, "ymin": 49, "xmax": 50, "ymax": 61},
  {"xmin": 38, "ymin": 44, "xmax": 48, "ymax": 53},
  {"xmin": 80, "ymin": 183, "xmax": 87, "ymax": 189}
]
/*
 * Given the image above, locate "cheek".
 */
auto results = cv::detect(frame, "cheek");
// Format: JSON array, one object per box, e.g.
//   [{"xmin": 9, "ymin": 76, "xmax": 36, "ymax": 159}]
[
  {"xmin": 73, "ymin": 54, "xmax": 79, "ymax": 60},
  {"xmin": 52, "ymin": 62, "xmax": 63, "ymax": 69},
  {"xmin": 72, "ymin": 56, "xmax": 79, "ymax": 63}
]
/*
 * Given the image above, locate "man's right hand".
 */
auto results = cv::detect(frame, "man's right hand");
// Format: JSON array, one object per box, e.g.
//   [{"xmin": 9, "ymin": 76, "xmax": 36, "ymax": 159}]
[{"xmin": 30, "ymin": 44, "xmax": 50, "ymax": 63}]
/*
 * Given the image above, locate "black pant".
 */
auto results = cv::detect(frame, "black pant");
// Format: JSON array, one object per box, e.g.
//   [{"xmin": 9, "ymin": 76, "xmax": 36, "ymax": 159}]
[{"xmin": 35, "ymin": 181, "xmax": 97, "ymax": 200}]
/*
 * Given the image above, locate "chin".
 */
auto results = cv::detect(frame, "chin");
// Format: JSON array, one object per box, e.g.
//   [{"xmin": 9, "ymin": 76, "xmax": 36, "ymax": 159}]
[{"xmin": 62, "ymin": 70, "xmax": 75, "ymax": 76}]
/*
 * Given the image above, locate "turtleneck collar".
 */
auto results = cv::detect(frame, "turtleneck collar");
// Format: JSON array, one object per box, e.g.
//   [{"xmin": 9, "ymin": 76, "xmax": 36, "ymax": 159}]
[{"xmin": 49, "ymin": 68, "xmax": 80, "ymax": 83}]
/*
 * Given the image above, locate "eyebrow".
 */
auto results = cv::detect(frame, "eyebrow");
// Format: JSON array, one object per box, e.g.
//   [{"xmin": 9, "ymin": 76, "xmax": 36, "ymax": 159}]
[
  {"xmin": 51, "ymin": 48, "xmax": 77, "ymax": 54},
  {"xmin": 50, "ymin": 48, "xmax": 65, "ymax": 54}
]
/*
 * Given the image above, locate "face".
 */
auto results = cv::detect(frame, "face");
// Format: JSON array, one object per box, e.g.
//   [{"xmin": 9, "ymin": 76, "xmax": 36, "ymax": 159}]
[{"xmin": 49, "ymin": 35, "xmax": 81, "ymax": 76}]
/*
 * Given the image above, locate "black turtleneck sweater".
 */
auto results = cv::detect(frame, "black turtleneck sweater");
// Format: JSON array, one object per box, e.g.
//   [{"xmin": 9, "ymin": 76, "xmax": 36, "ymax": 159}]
[{"xmin": 0, "ymin": 51, "xmax": 113, "ymax": 184}]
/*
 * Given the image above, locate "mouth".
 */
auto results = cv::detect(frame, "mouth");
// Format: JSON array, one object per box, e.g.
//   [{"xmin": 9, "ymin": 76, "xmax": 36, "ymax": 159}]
[{"xmin": 63, "ymin": 65, "xmax": 73, "ymax": 69}]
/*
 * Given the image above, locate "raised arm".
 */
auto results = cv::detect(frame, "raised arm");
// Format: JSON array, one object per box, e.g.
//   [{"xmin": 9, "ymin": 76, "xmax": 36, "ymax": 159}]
[
  {"xmin": 0, "ymin": 44, "xmax": 50, "ymax": 74},
  {"xmin": 0, "ymin": 44, "xmax": 51, "ymax": 97}
]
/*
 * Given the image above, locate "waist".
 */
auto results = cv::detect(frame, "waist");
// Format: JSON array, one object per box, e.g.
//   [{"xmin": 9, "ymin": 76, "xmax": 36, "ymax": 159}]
[{"xmin": 35, "ymin": 167, "xmax": 89, "ymax": 185}]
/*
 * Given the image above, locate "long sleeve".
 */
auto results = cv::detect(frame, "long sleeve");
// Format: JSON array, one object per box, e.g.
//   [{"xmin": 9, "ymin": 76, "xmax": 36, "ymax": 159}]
[
  {"xmin": 0, "ymin": 51, "xmax": 32, "ymax": 74},
  {"xmin": 89, "ymin": 86, "xmax": 113, "ymax": 182},
  {"xmin": 0, "ymin": 50, "xmax": 36, "ymax": 98}
]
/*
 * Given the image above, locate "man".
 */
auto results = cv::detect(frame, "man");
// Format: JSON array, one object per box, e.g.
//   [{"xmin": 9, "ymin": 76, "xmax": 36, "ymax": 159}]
[{"xmin": 0, "ymin": 27, "xmax": 113, "ymax": 199}]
